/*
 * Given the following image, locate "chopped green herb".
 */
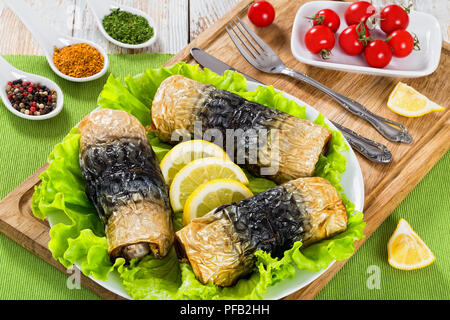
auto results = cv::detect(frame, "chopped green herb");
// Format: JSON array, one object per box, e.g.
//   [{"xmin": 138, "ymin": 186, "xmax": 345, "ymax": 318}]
[{"xmin": 102, "ymin": 8, "xmax": 154, "ymax": 45}]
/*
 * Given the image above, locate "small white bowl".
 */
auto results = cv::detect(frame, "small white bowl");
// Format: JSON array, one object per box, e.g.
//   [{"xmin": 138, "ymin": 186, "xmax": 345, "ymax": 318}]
[
  {"xmin": 5, "ymin": 0, "xmax": 109, "ymax": 82},
  {"xmin": 0, "ymin": 57, "xmax": 64, "ymax": 121},
  {"xmin": 88, "ymin": 1, "xmax": 158, "ymax": 49},
  {"xmin": 47, "ymin": 37, "xmax": 109, "ymax": 83},
  {"xmin": 291, "ymin": 1, "xmax": 442, "ymax": 78}
]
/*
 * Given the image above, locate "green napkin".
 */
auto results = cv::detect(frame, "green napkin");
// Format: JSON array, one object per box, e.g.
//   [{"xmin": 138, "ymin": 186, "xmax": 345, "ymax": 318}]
[
  {"xmin": 0, "ymin": 54, "xmax": 448, "ymax": 300},
  {"xmin": 316, "ymin": 151, "xmax": 450, "ymax": 300}
]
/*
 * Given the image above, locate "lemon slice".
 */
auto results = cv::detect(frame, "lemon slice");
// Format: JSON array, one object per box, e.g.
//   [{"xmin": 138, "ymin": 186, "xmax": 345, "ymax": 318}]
[
  {"xmin": 160, "ymin": 140, "xmax": 230, "ymax": 185},
  {"xmin": 387, "ymin": 82, "xmax": 445, "ymax": 117},
  {"xmin": 183, "ymin": 179, "xmax": 253, "ymax": 225},
  {"xmin": 388, "ymin": 218, "xmax": 436, "ymax": 270},
  {"xmin": 169, "ymin": 157, "xmax": 248, "ymax": 212}
]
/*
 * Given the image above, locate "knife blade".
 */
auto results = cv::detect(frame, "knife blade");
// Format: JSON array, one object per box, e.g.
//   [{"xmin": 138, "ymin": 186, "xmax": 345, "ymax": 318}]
[
  {"xmin": 190, "ymin": 47, "xmax": 392, "ymax": 163},
  {"xmin": 191, "ymin": 47, "xmax": 259, "ymax": 83}
]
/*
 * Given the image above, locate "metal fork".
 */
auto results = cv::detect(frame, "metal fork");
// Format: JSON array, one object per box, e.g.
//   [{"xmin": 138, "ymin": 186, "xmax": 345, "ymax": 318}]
[{"xmin": 226, "ymin": 17, "xmax": 412, "ymax": 144}]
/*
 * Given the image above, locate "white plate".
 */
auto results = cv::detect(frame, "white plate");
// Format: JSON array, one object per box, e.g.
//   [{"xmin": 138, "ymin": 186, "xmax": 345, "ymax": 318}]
[
  {"xmin": 48, "ymin": 80, "xmax": 365, "ymax": 300},
  {"xmin": 291, "ymin": 1, "xmax": 442, "ymax": 77}
]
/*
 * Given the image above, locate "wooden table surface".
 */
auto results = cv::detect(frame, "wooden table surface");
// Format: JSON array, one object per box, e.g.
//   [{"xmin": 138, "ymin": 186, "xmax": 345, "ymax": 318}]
[{"xmin": 0, "ymin": 0, "xmax": 240, "ymax": 55}]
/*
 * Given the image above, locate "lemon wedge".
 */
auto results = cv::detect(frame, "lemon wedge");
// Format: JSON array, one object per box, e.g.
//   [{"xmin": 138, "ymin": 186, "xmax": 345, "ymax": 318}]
[
  {"xmin": 388, "ymin": 218, "xmax": 436, "ymax": 270},
  {"xmin": 183, "ymin": 179, "xmax": 253, "ymax": 225},
  {"xmin": 160, "ymin": 140, "xmax": 230, "ymax": 186},
  {"xmin": 387, "ymin": 82, "xmax": 445, "ymax": 117},
  {"xmin": 169, "ymin": 157, "xmax": 248, "ymax": 212}
]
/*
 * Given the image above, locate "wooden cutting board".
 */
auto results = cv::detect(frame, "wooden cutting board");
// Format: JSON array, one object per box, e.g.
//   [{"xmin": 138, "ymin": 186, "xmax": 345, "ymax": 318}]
[{"xmin": 0, "ymin": 0, "xmax": 448, "ymax": 300}]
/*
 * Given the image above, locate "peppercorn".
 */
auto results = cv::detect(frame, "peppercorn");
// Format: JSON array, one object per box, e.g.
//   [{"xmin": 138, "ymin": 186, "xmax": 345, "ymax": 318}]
[{"xmin": 5, "ymin": 79, "xmax": 57, "ymax": 116}]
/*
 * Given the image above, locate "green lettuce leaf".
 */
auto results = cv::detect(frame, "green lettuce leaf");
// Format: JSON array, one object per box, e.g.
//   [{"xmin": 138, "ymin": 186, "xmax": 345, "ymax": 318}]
[
  {"xmin": 97, "ymin": 63, "xmax": 248, "ymax": 127},
  {"xmin": 32, "ymin": 62, "xmax": 365, "ymax": 300},
  {"xmin": 118, "ymin": 248, "xmax": 181, "ymax": 300}
]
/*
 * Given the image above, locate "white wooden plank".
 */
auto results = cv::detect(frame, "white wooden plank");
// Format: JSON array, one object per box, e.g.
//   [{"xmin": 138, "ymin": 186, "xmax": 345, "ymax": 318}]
[
  {"xmin": 0, "ymin": 0, "xmax": 75, "ymax": 55},
  {"xmin": 189, "ymin": 0, "xmax": 240, "ymax": 41},
  {"xmin": 1, "ymin": 0, "xmax": 448, "ymax": 56},
  {"xmin": 72, "ymin": 0, "xmax": 189, "ymax": 54},
  {"xmin": 151, "ymin": 0, "xmax": 189, "ymax": 53}
]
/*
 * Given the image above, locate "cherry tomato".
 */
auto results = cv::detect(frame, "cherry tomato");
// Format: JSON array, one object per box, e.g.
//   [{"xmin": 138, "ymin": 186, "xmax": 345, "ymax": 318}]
[
  {"xmin": 380, "ymin": 4, "xmax": 409, "ymax": 35},
  {"xmin": 248, "ymin": 1, "xmax": 275, "ymax": 27},
  {"xmin": 310, "ymin": 9, "xmax": 341, "ymax": 33},
  {"xmin": 344, "ymin": 1, "xmax": 376, "ymax": 25},
  {"xmin": 339, "ymin": 23, "xmax": 371, "ymax": 56},
  {"xmin": 364, "ymin": 40, "xmax": 392, "ymax": 68},
  {"xmin": 304, "ymin": 25, "xmax": 335, "ymax": 59},
  {"xmin": 387, "ymin": 29, "xmax": 418, "ymax": 57}
]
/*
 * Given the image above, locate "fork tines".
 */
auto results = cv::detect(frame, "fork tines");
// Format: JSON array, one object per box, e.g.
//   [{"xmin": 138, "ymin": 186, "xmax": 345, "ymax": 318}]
[{"xmin": 225, "ymin": 17, "xmax": 278, "ymax": 69}]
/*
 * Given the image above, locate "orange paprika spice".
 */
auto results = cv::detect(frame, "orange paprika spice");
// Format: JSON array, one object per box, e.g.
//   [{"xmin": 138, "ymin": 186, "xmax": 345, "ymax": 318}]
[{"xmin": 53, "ymin": 43, "xmax": 104, "ymax": 78}]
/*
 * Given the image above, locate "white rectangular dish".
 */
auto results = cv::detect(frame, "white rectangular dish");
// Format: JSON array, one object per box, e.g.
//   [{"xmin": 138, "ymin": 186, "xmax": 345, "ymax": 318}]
[{"xmin": 290, "ymin": 1, "xmax": 442, "ymax": 77}]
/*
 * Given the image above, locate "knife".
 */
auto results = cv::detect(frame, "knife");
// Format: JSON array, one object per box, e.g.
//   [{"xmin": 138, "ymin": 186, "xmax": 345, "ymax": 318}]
[
  {"xmin": 190, "ymin": 47, "xmax": 392, "ymax": 163},
  {"xmin": 191, "ymin": 47, "xmax": 260, "ymax": 83}
]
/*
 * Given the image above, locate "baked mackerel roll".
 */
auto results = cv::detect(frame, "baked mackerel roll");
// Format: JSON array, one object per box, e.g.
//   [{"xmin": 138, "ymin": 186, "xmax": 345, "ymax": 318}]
[
  {"xmin": 78, "ymin": 109, "xmax": 173, "ymax": 261},
  {"xmin": 174, "ymin": 177, "xmax": 347, "ymax": 287},
  {"xmin": 151, "ymin": 75, "xmax": 332, "ymax": 184}
]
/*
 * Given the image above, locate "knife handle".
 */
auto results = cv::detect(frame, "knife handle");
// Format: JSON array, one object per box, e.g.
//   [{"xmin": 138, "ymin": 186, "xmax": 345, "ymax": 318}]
[
  {"xmin": 331, "ymin": 121, "xmax": 392, "ymax": 163},
  {"xmin": 280, "ymin": 67, "xmax": 412, "ymax": 144}
]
